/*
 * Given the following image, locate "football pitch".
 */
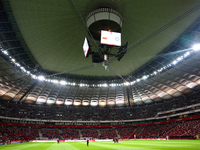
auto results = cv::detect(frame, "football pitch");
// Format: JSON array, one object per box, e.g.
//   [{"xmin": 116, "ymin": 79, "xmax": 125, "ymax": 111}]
[{"xmin": 0, "ymin": 140, "xmax": 200, "ymax": 150}]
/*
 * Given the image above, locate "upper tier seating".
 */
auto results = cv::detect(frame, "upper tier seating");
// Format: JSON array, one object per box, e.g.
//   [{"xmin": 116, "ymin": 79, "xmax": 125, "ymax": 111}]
[
  {"xmin": 81, "ymin": 129, "xmax": 99, "ymax": 138},
  {"xmin": 99, "ymin": 129, "xmax": 117, "ymax": 139},
  {"xmin": 164, "ymin": 120, "xmax": 200, "ymax": 136},
  {"xmin": 117, "ymin": 127, "xmax": 136, "ymax": 138},
  {"xmin": 62, "ymin": 129, "xmax": 80, "ymax": 139},
  {"xmin": 41, "ymin": 129, "xmax": 60, "ymax": 139}
]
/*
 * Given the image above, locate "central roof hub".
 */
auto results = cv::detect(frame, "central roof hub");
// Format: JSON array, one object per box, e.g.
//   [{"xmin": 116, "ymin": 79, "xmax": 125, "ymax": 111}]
[{"xmin": 86, "ymin": 7, "xmax": 123, "ymax": 41}]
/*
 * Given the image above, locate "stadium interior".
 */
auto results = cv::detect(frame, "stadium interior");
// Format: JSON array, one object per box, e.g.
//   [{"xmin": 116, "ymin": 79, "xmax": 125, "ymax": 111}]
[{"xmin": 0, "ymin": 0, "xmax": 200, "ymax": 143}]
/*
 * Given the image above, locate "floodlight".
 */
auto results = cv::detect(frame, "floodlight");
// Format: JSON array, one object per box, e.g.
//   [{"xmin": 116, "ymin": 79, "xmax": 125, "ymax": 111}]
[
  {"xmin": 110, "ymin": 83, "xmax": 116, "ymax": 87},
  {"xmin": 11, "ymin": 58, "xmax": 15, "ymax": 62},
  {"xmin": 172, "ymin": 60, "xmax": 177, "ymax": 65},
  {"xmin": 130, "ymin": 81, "xmax": 135, "ymax": 85},
  {"xmin": 142, "ymin": 75, "xmax": 147, "ymax": 80},
  {"xmin": 184, "ymin": 52, "xmax": 190, "ymax": 57},
  {"xmin": 103, "ymin": 84, "xmax": 108, "ymax": 87},
  {"xmin": 51, "ymin": 80, "xmax": 58, "ymax": 83},
  {"xmin": 60, "ymin": 80, "xmax": 67, "ymax": 85},
  {"xmin": 124, "ymin": 82, "xmax": 130, "ymax": 86},
  {"xmin": 3, "ymin": 50, "xmax": 8, "ymax": 55},
  {"xmin": 177, "ymin": 56, "xmax": 183, "ymax": 61},
  {"xmin": 192, "ymin": 44, "xmax": 200, "ymax": 51},
  {"xmin": 31, "ymin": 74, "xmax": 37, "ymax": 79},
  {"xmin": 38, "ymin": 75, "xmax": 45, "ymax": 81}
]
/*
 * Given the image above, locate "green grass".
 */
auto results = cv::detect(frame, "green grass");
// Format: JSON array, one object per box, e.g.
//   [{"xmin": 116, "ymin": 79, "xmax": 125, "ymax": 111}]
[{"xmin": 0, "ymin": 140, "xmax": 200, "ymax": 150}]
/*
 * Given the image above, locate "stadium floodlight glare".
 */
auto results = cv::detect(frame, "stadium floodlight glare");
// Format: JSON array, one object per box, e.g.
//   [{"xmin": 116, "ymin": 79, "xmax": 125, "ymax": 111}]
[
  {"xmin": 2, "ymin": 39, "xmax": 195, "ymax": 89},
  {"xmin": 15, "ymin": 63, "xmax": 20, "ymax": 67},
  {"xmin": 184, "ymin": 51, "xmax": 190, "ymax": 57},
  {"xmin": 82, "ymin": 101, "xmax": 89, "ymax": 106},
  {"xmin": 172, "ymin": 60, "xmax": 177, "ymax": 65},
  {"xmin": 22, "ymin": 68, "xmax": 26, "ymax": 72},
  {"xmin": 60, "ymin": 80, "xmax": 67, "ymax": 85},
  {"xmin": 51, "ymin": 80, "xmax": 58, "ymax": 84},
  {"xmin": 103, "ymin": 83, "xmax": 108, "ymax": 87},
  {"xmin": 3, "ymin": 50, "xmax": 8, "ymax": 55},
  {"xmin": 91, "ymin": 103, "xmax": 98, "ymax": 106},
  {"xmin": 38, "ymin": 75, "xmax": 45, "ymax": 81},
  {"xmin": 124, "ymin": 82, "xmax": 130, "ymax": 86},
  {"xmin": 110, "ymin": 83, "xmax": 116, "ymax": 87},
  {"xmin": 31, "ymin": 74, "xmax": 37, "ymax": 79},
  {"xmin": 80, "ymin": 83, "xmax": 88, "ymax": 87},
  {"xmin": 192, "ymin": 43, "xmax": 200, "ymax": 51},
  {"xmin": 65, "ymin": 101, "xmax": 72, "ymax": 105},
  {"xmin": 142, "ymin": 75, "xmax": 147, "ymax": 80},
  {"xmin": 130, "ymin": 81, "xmax": 135, "ymax": 85},
  {"xmin": 177, "ymin": 56, "xmax": 183, "ymax": 61},
  {"xmin": 136, "ymin": 79, "xmax": 140, "ymax": 82},
  {"xmin": 11, "ymin": 58, "xmax": 15, "ymax": 62}
]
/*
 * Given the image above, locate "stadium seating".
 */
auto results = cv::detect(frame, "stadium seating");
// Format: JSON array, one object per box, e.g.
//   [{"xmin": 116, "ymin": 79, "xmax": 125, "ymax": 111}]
[
  {"xmin": 41, "ymin": 129, "xmax": 60, "ymax": 139},
  {"xmin": 0, "ymin": 91, "xmax": 200, "ymax": 141},
  {"xmin": 182, "ymin": 121, "xmax": 200, "ymax": 136},
  {"xmin": 132, "ymin": 126, "xmax": 144, "ymax": 137},
  {"xmin": 0, "ymin": 90, "xmax": 200, "ymax": 121},
  {"xmin": 81, "ymin": 129, "xmax": 99, "ymax": 139},
  {"xmin": 0, "ymin": 119, "xmax": 200, "ymax": 140},
  {"xmin": 62, "ymin": 129, "xmax": 80, "ymax": 139},
  {"xmin": 0, "ymin": 126, "xmax": 39, "ymax": 140},
  {"xmin": 117, "ymin": 127, "xmax": 136, "ymax": 138},
  {"xmin": 138, "ymin": 125, "xmax": 158, "ymax": 137},
  {"xmin": 148, "ymin": 123, "xmax": 177, "ymax": 137},
  {"xmin": 99, "ymin": 129, "xmax": 118, "ymax": 139},
  {"xmin": 164, "ymin": 120, "xmax": 200, "ymax": 136}
]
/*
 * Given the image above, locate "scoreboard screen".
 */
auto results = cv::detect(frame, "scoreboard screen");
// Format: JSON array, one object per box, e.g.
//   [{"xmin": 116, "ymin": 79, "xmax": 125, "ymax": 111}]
[
  {"xmin": 101, "ymin": 30, "xmax": 121, "ymax": 46},
  {"xmin": 83, "ymin": 37, "xmax": 89, "ymax": 57}
]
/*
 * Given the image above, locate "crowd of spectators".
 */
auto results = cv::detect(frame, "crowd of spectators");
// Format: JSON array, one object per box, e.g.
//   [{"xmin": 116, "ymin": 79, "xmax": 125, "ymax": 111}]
[
  {"xmin": 0, "ymin": 125, "xmax": 39, "ymax": 141},
  {"xmin": 81, "ymin": 129, "xmax": 99, "ymax": 139},
  {"xmin": 163, "ymin": 120, "xmax": 200, "ymax": 136},
  {"xmin": 148, "ymin": 123, "xmax": 177, "ymax": 137},
  {"xmin": 41, "ymin": 129, "xmax": 60, "ymax": 140},
  {"xmin": 183, "ymin": 122, "xmax": 200, "ymax": 136},
  {"xmin": 117, "ymin": 127, "xmax": 136, "ymax": 139},
  {"xmin": 99, "ymin": 129, "xmax": 118, "ymax": 139},
  {"xmin": 0, "ymin": 118, "xmax": 200, "ymax": 140},
  {"xmin": 62, "ymin": 129, "xmax": 80, "ymax": 139},
  {"xmin": 0, "ymin": 91, "xmax": 199, "ymax": 121}
]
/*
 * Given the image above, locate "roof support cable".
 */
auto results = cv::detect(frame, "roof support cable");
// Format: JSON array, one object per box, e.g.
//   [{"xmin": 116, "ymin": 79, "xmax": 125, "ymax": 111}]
[
  {"xmin": 68, "ymin": 0, "xmax": 104, "ymax": 59},
  {"xmin": 108, "ymin": 64, "xmax": 129, "ymax": 84},
  {"xmin": 47, "ymin": 64, "xmax": 97, "ymax": 77},
  {"xmin": 108, "ymin": 2, "xmax": 200, "ymax": 63}
]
